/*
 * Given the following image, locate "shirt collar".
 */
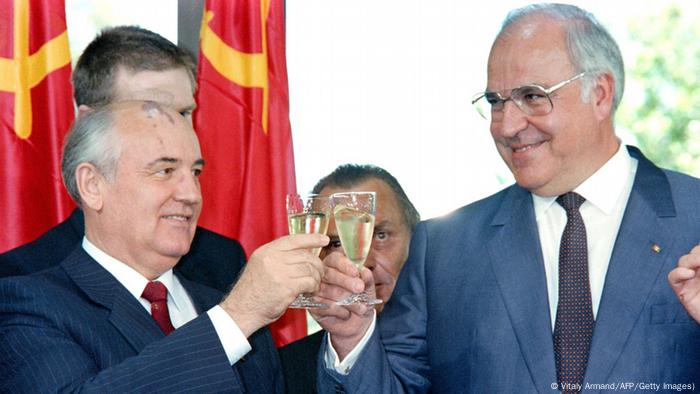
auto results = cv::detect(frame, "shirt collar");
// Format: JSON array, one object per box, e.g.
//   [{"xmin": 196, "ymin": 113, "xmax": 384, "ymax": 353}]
[
  {"xmin": 533, "ymin": 144, "xmax": 634, "ymax": 218},
  {"xmin": 81, "ymin": 237, "xmax": 181, "ymax": 308}
]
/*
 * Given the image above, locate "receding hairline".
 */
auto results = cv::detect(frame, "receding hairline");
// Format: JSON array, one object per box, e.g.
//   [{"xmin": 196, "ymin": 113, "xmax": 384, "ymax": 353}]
[{"xmin": 319, "ymin": 177, "xmax": 405, "ymax": 224}]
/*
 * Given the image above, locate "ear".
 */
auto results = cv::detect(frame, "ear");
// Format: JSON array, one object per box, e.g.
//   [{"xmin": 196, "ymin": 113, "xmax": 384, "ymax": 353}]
[
  {"xmin": 75, "ymin": 163, "xmax": 105, "ymax": 211},
  {"xmin": 76, "ymin": 104, "xmax": 93, "ymax": 119},
  {"xmin": 591, "ymin": 72, "xmax": 615, "ymax": 121}
]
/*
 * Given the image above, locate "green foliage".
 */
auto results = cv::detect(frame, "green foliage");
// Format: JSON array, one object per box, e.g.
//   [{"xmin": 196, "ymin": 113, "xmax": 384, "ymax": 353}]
[{"xmin": 618, "ymin": 5, "xmax": 700, "ymax": 175}]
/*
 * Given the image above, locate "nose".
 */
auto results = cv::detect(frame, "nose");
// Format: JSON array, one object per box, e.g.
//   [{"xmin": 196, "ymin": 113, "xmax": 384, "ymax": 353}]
[
  {"xmin": 364, "ymin": 248, "xmax": 377, "ymax": 271},
  {"xmin": 492, "ymin": 100, "xmax": 528, "ymax": 139},
  {"xmin": 174, "ymin": 171, "xmax": 202, "ymax": 205}
]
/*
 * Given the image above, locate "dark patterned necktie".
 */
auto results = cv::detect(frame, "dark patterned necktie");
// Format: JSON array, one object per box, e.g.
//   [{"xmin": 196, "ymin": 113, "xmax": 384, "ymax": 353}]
[
  {"xmin": 141, "ymin": 281, "xmax": 175, "ymax": 335},
  {"xmin": 554, "ymin": 192, "xmax": 594, "ymax": 393}
]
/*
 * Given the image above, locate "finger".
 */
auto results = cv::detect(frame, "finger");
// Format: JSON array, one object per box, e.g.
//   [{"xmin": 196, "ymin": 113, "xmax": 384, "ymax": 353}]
[
  {"xmin": 324, "ymin": 252, "xmax": 360, "ymax": 277},
  {"xmin": 280, "ymin": 250, "xmax": 322, "ymax": 271},
  {"xmin": 668, "ymin": 267, "xmax": 697, "ymax": 288},
  {"xmin": 247, "ymin": 245, "xmax": 315, "ymax": 271},
  {"xmin": 272, "ymin": 234, "xmax": 330, "ymax": 251},
  {"xmin": 310, "ymin": 304, "xmax": 351, "ymax": 321},
  {"xmin": 304, "ymin": 258, "xmax": 323, "ymax": 285},
  {"xmin": 308, "ymin": 254, "xmax": 325, "ymax": 279},
  {"xmin": 322, "ymin": 265, "xmax": 364, "ymax": 294},
  {"xmin": 678, "ymin": 252, "xmax": 700, "ymax": 270},
  {"xmin": 342, "ymin": 301, "xmax": 375, "ymax": 317},
  {"xmin": 272, "ymin": 248, "xmax": 324, "ymax": 284},
  {"xmin": 274, "ymin": 248, "xmax": 317, "ymax": 265},
  {"xmin": 359, "ymin": 267, "xmax": 375, "ymax": 286},
  {"xmin": 316, "ymin": 281, "xmax": 355, "ymax": 303},
  {"xmin": 295, "ymin": 274, "xmax": 323, "ymax": 295}
]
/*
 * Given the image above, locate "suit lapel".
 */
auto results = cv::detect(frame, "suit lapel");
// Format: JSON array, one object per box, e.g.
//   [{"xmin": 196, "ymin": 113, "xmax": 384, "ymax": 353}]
[
  {"xmin": 174, "ymin": 271, "xmax": 223, "ymax": 313},
  {"xmin": 585, "ymin": 146, "xmax": 677, "ymax": 383},
  {"xmin": 487, "ymin": 186, "xmax": 558, "ymax": 391},
  {"xmin": 63, "ymin": 249, "xmax": 164, "ymax": 352}
]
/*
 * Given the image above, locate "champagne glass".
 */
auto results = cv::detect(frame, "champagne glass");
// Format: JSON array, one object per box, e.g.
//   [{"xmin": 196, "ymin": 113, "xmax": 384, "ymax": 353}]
[
  {"xmin": 286, "ymin": 193, "xmax": 331, "ymax": 309},
  {"xmin": 331, "ymin": 192, "xmax": 382, "ymax": 306}
]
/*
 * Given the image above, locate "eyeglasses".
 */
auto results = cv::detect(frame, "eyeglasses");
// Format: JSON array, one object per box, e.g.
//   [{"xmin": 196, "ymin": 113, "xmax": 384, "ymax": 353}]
[{"xmin": 471, "ymin": 72, "xmax": 586, "ymax": 121}]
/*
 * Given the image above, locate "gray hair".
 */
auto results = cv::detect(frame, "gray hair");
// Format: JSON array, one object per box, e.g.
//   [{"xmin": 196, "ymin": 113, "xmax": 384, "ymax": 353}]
[
  {"xmin": 61, "ymin": 105, "xmax": 122, "ymax": 205},
  {"xmin": 312, "ymin": 164, "xmax": 420, "ymax": 232},
  {"xmin": 499, "ymin": 3, "xmax": 625, "ymax": 112}
]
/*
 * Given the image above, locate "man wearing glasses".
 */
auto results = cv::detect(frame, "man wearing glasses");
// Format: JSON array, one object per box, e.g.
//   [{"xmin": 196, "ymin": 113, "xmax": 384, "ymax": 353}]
[{"xmin": 315, "ymin": 3, "xmax": 700, "ymax": 393}]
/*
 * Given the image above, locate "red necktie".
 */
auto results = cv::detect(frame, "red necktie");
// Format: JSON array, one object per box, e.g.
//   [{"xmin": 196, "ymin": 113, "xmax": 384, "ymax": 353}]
[
  {"xmin": 141, "ymin": 281, "xmax": 175, "ymax": 335},
  {"xmin": 554, "ymin": 192, "xmax": 594, "ymax": 393}
]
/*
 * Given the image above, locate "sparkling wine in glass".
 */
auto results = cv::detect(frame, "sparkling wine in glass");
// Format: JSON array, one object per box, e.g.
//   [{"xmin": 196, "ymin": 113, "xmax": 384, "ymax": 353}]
[
  {"xmin": 331, "ymin": 192, "xmax": 382, "ymax": 306},
  {"xmin": 286, "ymin": 193, "xmax": 331, "ymax": 309}
]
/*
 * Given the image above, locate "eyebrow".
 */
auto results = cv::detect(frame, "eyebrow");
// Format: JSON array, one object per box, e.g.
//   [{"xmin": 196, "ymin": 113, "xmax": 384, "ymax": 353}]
[
  {"xmin": 145, "ymin": 157, "xmax": 205, "ymax": 167},
  {"xmin": 374, "ymin": 220, "xmax": 391, "ymax": 229}
]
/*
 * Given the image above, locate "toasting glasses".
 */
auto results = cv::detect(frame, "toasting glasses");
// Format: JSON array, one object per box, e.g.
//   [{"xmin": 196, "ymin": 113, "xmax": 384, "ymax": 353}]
[
  {"xmin": 286, "ymin": 193, "xmax": 332, "ymax": 309},
  {"xmin": 331, "ymin": 192, "xmax": 382, "ymax": 306}
]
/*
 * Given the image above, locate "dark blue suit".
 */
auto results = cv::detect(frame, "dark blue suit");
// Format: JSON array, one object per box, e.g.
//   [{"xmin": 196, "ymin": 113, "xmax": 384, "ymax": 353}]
[
  {"xmin": 0, "ymin": 209, "xmax": 245, "ymax": 294},
  {"xmin": 279, "ymin": 330, "xmax": 324, "ymax": 393},
  {"xmin": 0, "ymin": 247, "xmax": 283, "ymax": 393},
  {"xmin": 318, "ymin": 146, "xmax": 700, "ymax": 393}
]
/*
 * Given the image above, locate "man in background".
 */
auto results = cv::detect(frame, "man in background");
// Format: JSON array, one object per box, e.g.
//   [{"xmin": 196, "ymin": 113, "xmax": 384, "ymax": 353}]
[
  {"xmin": 0, "ymin": 100, "xmax": 327, "ymax": 391},
  {"xmin": 0, "ymin": 26, "xmax": 243, "ymax": 293},
  {"xmin": 279, "ymin": 164, "xmax": 419, "ymax": 393}
]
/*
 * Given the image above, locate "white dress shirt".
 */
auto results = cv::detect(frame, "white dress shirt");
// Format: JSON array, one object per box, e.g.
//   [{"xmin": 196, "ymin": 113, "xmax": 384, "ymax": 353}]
[
  {"xmin": 82, "ymin": 237, "xmax": 251, "ymax": 364},
  {"xmin": 324, "ymin": 311, "xmax": 377, "ymax": 374},
  {"xmin": 533, "ymin": 145, "xmax": 637, "ymax": 329},
  {"xmin": 327, "ymin": 145, "xmax": 638, "ymax": 374}
]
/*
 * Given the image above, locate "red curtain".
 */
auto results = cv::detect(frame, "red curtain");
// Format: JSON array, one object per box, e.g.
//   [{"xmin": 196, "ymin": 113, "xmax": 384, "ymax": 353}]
[
  {"xmin": 0, "ymin": 0, "xmax": 74, "ymax": 253},
  {"xmin": 194, "ymin": 0, "xmax": 304, "ymax": 347}
]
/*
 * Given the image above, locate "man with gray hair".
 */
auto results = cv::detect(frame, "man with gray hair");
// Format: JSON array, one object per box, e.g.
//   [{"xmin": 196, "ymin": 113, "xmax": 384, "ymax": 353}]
[
  {"xmin": 316, "ymin": 3, "xmax": 700, "ymax": 393},
  {"xmin": 0, "ymin": 101, "xmax": 327, "ymax": 392},
  {"xmin": 0, "ymin": 26, "xmax": 244, "ymax": 295}
]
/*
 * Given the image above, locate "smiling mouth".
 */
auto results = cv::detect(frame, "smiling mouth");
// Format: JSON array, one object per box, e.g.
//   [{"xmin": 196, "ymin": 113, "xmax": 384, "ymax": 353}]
[
  {"xmin": 511, "ymin": 141, "xmax": 544, "ymax": 153},
  {"xmin": 162, "ymin": 215, "xmax": 190, "ymax": 222}
]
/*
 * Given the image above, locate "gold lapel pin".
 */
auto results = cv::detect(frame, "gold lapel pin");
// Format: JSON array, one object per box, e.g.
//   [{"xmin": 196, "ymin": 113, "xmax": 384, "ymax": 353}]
[{"xmin": 651, "ymin": 244, "xmax": 662, "ymax": 253}]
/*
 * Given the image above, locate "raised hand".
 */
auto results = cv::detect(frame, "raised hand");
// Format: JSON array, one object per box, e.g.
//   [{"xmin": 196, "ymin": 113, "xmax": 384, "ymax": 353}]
[
  {"xmin": 669, "ymin": 244, "xmax": 700, "ymax": 323},
  {"xmin": 311, "ymin": 252, "xmax": 376, "ymax": 361},
  {"xmin": 219, "ymin": 233, "xmax": 328, "ymax": 336}
]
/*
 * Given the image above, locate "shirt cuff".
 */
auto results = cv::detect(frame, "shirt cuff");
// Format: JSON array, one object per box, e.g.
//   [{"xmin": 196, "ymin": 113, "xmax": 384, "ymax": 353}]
[
  {"xmin": 207, "ymin": 305, "xmax": 252, "ymax": 365},
  {"xmin": 324, "ymin": 310, "xmax": 377, "ymax": 375}
]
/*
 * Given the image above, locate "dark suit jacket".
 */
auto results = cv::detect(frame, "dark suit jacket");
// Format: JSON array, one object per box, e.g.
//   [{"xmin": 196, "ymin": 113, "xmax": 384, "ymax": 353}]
[
  {"xmin": 0, "ymin": 247, "xmax": 283, "ymax": 393},
  {"xmin": 279, "ymin": 330, "xmax": 324, "ymax": 393},
  {"xmin": 0, "ymin": 209, "xmax": 245, "ymax": 293},
  {"xmin": 319, "ymin": 146, "xmax": 700, "ymax": 393}
]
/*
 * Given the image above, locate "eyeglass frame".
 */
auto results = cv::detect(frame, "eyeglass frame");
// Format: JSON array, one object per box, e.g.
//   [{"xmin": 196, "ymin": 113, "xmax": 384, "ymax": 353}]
[{"xmin": 471, "ymin": 72, "xmax": 587, "ymax": 120}]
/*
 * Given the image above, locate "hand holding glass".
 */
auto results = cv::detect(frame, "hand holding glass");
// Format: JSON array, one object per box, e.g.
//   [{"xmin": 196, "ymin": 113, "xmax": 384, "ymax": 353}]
[
  {"xmin": 286, "ymin": 193, "xmax": 331, "ymax": 309},
  {"xmin": 331, "ymin": 192, "xmax": 382, "ymax": 306}
]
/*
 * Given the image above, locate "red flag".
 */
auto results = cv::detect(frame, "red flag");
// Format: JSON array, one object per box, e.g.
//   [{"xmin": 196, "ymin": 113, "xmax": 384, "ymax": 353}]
[
  {"xmin": 0, "ymin": 0, "xmax": 74, "ymax": 253},
  {"xmin": 194, "ymin": 0, "xmax": 303, "ymax": 346}
]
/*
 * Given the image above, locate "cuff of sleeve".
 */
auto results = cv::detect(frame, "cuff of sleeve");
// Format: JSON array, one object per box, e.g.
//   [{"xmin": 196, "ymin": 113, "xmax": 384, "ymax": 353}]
[
  {"xmin": 324, "ymin": 310, "xmax": 377, "ymax": 375},
  {"xmin": 207, "ymin": 305, "xmax": 252, "ymax": 365}
]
